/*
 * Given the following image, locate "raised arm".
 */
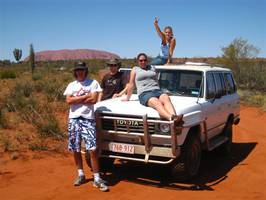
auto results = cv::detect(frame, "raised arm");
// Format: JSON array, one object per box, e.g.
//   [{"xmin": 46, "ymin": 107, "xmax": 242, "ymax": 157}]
[{"xmin": 154, "ymin": 17, "xmax": 165, "ymax": 40}]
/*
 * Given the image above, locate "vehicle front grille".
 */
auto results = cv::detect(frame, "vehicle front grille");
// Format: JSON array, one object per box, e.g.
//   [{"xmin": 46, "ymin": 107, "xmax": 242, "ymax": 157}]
[{"xmin": 101, "ymin": 115, "xmax": 156, "ymax": 134}]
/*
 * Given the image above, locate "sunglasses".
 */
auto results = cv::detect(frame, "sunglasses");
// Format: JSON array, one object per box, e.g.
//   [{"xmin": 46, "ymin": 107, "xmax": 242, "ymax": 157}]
[
  {"xmin": 138, "ymin": 59, "xmax": 147, "ymax": 62},
  {"xmin": 108, "ymin": 64, "xmax": 117, "ymax": 67}
]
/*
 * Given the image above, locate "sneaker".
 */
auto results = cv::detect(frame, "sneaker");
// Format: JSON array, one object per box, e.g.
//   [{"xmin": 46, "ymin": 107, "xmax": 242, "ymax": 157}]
[
  {"xmin": 74, "ymin": 175, "xmax": 86, "ymax": 186},
  {"xmin": 93, "ymin": 178, "xmax": 109, "ymax": 192}
]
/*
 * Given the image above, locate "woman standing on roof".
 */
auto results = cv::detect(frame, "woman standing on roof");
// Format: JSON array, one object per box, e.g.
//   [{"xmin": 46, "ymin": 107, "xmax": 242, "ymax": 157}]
[{"xmin": 150, "ymin": 17, "xmax": 176, "ymax": 65}]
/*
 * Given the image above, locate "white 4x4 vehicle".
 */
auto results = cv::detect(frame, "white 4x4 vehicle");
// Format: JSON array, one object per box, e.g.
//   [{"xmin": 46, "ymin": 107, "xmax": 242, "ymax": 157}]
[{"xmin": 91, "ymin": 62, "xmax": 240, "ymax": 180}]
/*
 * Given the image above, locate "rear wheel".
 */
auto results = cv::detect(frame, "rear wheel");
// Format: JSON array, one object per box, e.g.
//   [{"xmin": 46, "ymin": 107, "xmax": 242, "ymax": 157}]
[
  {"xmin": 171, "ymin": 134, "xmax": 201, "ymax": 181},
  {"xmin": 217, "ymin": 122, "xmax": 233, "ymax": 155}
]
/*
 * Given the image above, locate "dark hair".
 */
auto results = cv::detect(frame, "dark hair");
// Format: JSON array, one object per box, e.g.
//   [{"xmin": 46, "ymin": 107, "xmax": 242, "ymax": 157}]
[
  {"xmin": 73, "ymin": 61, "xmax": 88, "ymax": 78},
  {"xmin": 137, "ymin": 53, "xmax": 148, "ymax": 60}
]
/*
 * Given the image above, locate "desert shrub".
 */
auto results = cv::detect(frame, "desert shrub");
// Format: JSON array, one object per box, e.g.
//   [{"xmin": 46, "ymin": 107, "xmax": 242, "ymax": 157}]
[
  {"xmin": 247, "ymin": 95, "xmax": 265, "ymax": 106},
  {"xmin": 24, "ymin": 103, "xmax": 64, "ymax": 139},
  {"xmin": 238, "ymin": 89, "xmax": 266, "ymax": 107},
  {"xmin": 1, "ymin": 70, "xmax": 16, "ymax": 79},
  {"xmin": 28, "ymin": 140, "xmax": 48, "ymax": 151},
  {"xmin": 11, "ymin": 81, "xmax": 34, "ymax": 98},
  {"xmin": 0, "ymin": 133, "xmax": 19, "ymax": 152},
  {"xmin": 0, "ymin": 108, "xmax": 8, "ymax": 129},
  {"xmin": 42, "ymin": 79, "xmax": 65, "ymax": 102},
  {"xmin": 32, "ymin": 73, "xmax": 42, "ymax": 81},
  {"xmin": 34, "ymin": 81, "xmax": 45, "ymax": 93},
  {"xmin": 6, "ymin": 91, "xmax": 37, "ymax": 112},
  {"xmin": 35, "ymin": 117, "xmax": 62, "ymax": 139}
]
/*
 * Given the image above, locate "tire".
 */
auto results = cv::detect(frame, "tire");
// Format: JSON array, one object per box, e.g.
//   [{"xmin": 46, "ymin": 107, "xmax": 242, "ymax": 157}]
[
  {"xmin": 85, "ymin": 151, "xmax": 114, "ymax": 172},
  {"xmin": 217, "ymin": 122, "xmax": 233, "ymax": 155},
  {"xmin": 171, "ymin": 134, "xmax": 201, "ymax": 181}
]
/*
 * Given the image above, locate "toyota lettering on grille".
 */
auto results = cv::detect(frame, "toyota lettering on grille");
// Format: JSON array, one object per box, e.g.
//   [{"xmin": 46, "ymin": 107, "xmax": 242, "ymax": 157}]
[{"xmin": 116, "ymin": 119, "xmax": 139, "ymax": 126}]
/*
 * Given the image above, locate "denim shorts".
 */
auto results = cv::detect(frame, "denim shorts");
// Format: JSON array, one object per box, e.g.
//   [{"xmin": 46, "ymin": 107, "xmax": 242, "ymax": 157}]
[
  {"xmin": 139, "ymin": 89, "xmax": 163, "ymax": 106},
  {"xmin": 150, "ymin": 56, "xmax": 167, "ymax": 65},
  {"xmin": 68, "ymin": 117, "xmax": 96, "ymax": 152}
]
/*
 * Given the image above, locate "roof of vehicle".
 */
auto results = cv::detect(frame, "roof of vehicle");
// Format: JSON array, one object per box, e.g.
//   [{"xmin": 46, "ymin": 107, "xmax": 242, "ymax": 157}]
[{"xmin": 154, "ymin": 62, "xmax": 232, "ymax": 72}]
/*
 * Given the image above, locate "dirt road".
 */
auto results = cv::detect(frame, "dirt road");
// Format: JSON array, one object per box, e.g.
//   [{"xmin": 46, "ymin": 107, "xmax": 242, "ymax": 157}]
[{"xmin": 1, "ymin": 106, "xmax": 265, "ymax": 200}]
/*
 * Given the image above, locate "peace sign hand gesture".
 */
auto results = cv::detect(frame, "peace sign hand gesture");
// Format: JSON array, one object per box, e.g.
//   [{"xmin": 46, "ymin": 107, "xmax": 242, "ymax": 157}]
[{"xmin": 154, "ymin": 17, "xmax": 159, "ymax": 25}]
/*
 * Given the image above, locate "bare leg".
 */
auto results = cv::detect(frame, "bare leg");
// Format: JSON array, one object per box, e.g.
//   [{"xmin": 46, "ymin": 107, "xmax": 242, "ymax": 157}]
[
  {"xmin": 159, "ymin": 94, "xmax": 176, "ymax": 116},
  {"xmin": 74, "ymin": 151, "xmax": 83, "ymax": 170},
  {"xmin": 89, "ymin": 149, "xmax": 100, "ymax": 173},
  {"xmin": 147, "ymin": 97, "xmax": 172, "ymax": 120}
]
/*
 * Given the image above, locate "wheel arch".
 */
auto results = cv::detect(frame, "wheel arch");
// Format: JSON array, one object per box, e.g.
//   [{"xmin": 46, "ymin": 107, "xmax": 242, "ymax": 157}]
[
  {"xmin": 227, "ymin": 113, "xmax": 234, "ymax": 125},
  {"xmin": 184, "ymin": 125, "xmax": 201, "ymax": 144}
]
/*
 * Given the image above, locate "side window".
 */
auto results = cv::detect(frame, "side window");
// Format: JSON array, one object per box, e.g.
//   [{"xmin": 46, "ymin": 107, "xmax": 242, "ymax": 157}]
[
  {"xmin": 213, "ymin": 73, "xmax": 225, "ymax": 97},
  {"xmin": 206, "ymin": 72, "xmax": 216, "ymax": 99},
  {"xmin": 219, "ymin": 73, "xmax": 227, "ymax": 96},
  {"xmin": 224, "ymin": 73, "xmax": 236, "ymax": 94}
]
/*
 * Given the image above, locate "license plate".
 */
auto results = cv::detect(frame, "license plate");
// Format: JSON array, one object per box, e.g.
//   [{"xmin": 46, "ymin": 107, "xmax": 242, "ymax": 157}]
[{"xmin": 109, "ymin": 142, "xmax": 135, "ymax": 154}]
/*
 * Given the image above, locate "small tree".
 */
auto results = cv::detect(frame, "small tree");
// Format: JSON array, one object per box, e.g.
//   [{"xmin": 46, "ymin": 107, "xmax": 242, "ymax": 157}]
[
  {"xmin": 13, "ymin": 49, "xmax": 22, "ymax": 63},
  {"xmin": 29, "ymin": 44, "xmax": 36, "ymax": 73},
  {"xmin": 219, "ymin": 38, "xmax": 260, "ymax": 86}
]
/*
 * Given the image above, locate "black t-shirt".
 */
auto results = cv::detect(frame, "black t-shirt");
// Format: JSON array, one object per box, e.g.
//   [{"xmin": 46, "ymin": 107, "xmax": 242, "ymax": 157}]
[{"xmin": 100, "ymin": 72, "xmax": 127, "ymax": 101}]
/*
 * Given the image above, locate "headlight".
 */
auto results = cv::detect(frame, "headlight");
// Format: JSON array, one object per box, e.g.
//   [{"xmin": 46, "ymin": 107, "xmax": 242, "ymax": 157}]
[{"xmin": 159, "ymin": 123, "xmax": 170, "ymax": 133}]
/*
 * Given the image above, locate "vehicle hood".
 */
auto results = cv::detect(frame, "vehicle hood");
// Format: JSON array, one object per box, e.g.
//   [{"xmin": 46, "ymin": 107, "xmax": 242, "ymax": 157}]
[{"xmin": 95, "ymin": 94, "xmax": 200, "ymax": 118}]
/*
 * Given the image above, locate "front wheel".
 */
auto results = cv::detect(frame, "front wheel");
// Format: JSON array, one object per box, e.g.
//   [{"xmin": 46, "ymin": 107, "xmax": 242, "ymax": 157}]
[{"xmin": 171, "ymin": 134, "xmax": 201, "ymax": 181}]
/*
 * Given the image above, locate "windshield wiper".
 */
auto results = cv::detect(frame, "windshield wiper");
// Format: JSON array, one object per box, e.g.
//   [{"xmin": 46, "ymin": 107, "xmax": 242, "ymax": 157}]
[{"xmin": 162, "ymin": 89, "xmax": 184, "ymax": 96}]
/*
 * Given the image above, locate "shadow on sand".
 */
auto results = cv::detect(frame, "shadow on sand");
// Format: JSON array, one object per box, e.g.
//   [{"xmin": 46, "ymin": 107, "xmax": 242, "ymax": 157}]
[{"xmin": 102, "ymin": 142, "xmax": 257, "ymax": 191}]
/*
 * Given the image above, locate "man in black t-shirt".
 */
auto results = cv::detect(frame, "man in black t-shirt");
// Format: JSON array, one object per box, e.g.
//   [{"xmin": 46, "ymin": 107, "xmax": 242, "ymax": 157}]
[{"xmin": 98, "ymin": 59, "xmax": 128, "ymax": 101}]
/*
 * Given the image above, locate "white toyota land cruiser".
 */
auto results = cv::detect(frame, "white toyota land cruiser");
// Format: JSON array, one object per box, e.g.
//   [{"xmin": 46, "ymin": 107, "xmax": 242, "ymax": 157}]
[{"xmin": 90, "ymin": 62, "xmax": 240, "ymax": 180}]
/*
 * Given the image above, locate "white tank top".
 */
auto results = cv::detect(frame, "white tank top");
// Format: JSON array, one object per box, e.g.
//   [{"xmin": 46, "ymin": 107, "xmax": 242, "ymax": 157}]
[{"xmin": 160, "ymin": 43, "xmax": 170, "ymax": 59}]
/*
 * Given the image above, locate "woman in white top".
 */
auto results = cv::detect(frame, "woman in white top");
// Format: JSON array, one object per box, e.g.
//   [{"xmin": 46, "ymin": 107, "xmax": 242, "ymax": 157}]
[{"xmin": 150, "ymin": 17, "xmax": 176, "ymax": 65}]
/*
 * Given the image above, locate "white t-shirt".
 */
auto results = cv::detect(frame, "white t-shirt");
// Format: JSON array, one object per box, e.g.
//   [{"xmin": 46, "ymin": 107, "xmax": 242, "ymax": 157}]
[{"xmin": 63, "ymin": 79, "xmax": 102, "ymax": 119}]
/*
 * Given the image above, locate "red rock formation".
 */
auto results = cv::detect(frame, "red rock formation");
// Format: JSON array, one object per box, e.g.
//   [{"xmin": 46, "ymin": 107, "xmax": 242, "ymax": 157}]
[{"xmin": 24, "ymin": 49, "xmax": 120, "ymax": 61}]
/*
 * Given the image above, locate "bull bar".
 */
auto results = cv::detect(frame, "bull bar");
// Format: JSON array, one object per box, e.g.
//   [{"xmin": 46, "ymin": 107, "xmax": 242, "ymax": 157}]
[{"xmin": 95, "ymin": 111, "xmax": 183, "ymax": 164}]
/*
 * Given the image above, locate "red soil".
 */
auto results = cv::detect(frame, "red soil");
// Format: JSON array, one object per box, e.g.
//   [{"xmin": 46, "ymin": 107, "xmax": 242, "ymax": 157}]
[{"xmin": 0, "ymin": 105, "xmax": 265, "ymax": 200}]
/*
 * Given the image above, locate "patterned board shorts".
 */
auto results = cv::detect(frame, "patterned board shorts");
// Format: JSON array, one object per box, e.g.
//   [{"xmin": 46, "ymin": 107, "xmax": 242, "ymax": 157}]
[{"xmin": 68, "ymin": 117, "xmax": 96, "ymax": 152}]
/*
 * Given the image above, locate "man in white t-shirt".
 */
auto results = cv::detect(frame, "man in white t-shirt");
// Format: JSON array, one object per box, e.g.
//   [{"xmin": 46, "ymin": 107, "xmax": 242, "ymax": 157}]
[{"xmin": 63, "ymin": 61, "xmax": 108, "ymax": 192}]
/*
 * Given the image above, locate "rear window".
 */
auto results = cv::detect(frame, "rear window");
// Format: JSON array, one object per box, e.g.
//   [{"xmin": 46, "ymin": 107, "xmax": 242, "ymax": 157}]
[{"xmin": 224, "ymin": 73, "xmax": 236, "ymax": 94}]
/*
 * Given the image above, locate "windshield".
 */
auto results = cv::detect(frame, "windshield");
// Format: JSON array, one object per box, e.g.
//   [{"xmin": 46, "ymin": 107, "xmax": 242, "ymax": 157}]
[{"xmin": 157, "ymin": 70, "xmax": 203, "ymax": 97}]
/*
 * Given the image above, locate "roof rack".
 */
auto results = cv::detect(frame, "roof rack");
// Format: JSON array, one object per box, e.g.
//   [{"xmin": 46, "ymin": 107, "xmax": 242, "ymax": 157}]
[{"xmin": 184, "ymin": 62, "xmax": 212, "ymax": 66}]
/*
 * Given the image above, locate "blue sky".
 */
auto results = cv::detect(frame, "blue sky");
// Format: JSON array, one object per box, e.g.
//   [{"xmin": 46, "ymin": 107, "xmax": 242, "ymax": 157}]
[{"xmin": 0, "ymin": 0, "xmax": 266, "ymax": 61}]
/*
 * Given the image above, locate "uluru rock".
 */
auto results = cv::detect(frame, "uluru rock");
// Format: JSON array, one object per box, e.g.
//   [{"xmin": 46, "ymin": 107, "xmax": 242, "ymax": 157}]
[{"xmin": 24, "ymin": 49, "xmax": 120, "ymax": 61}]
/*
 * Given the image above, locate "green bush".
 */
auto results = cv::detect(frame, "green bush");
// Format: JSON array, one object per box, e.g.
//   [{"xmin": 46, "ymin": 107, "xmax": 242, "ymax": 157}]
[
  {"xmin": 32, "ymin": 73, "xmax": 42, "ymax": 81},
  {"xmin": 248, "ymin": 95, "xmax": 265, "ymax": 106},
  {"xmin": 34, "ymin": 81, "xmax": 44, "ymax": 93},
  {"xmin": 34, "ymin": 115, "xmax": 64, "ymax": 140},
  {"xmin": 42, "ymin": 80, "xmax": 65, "ymax": 102},
  {"xmin": 1, "ymin": 70, "xmax": 16, "ymax": 79},
  {"xmin": 11, "ymin": 81, "xmax": 34, "ymax": 98},
  {"xmin": 238, "ymin": 90, "xmax": 266, "ymax": 107}
]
